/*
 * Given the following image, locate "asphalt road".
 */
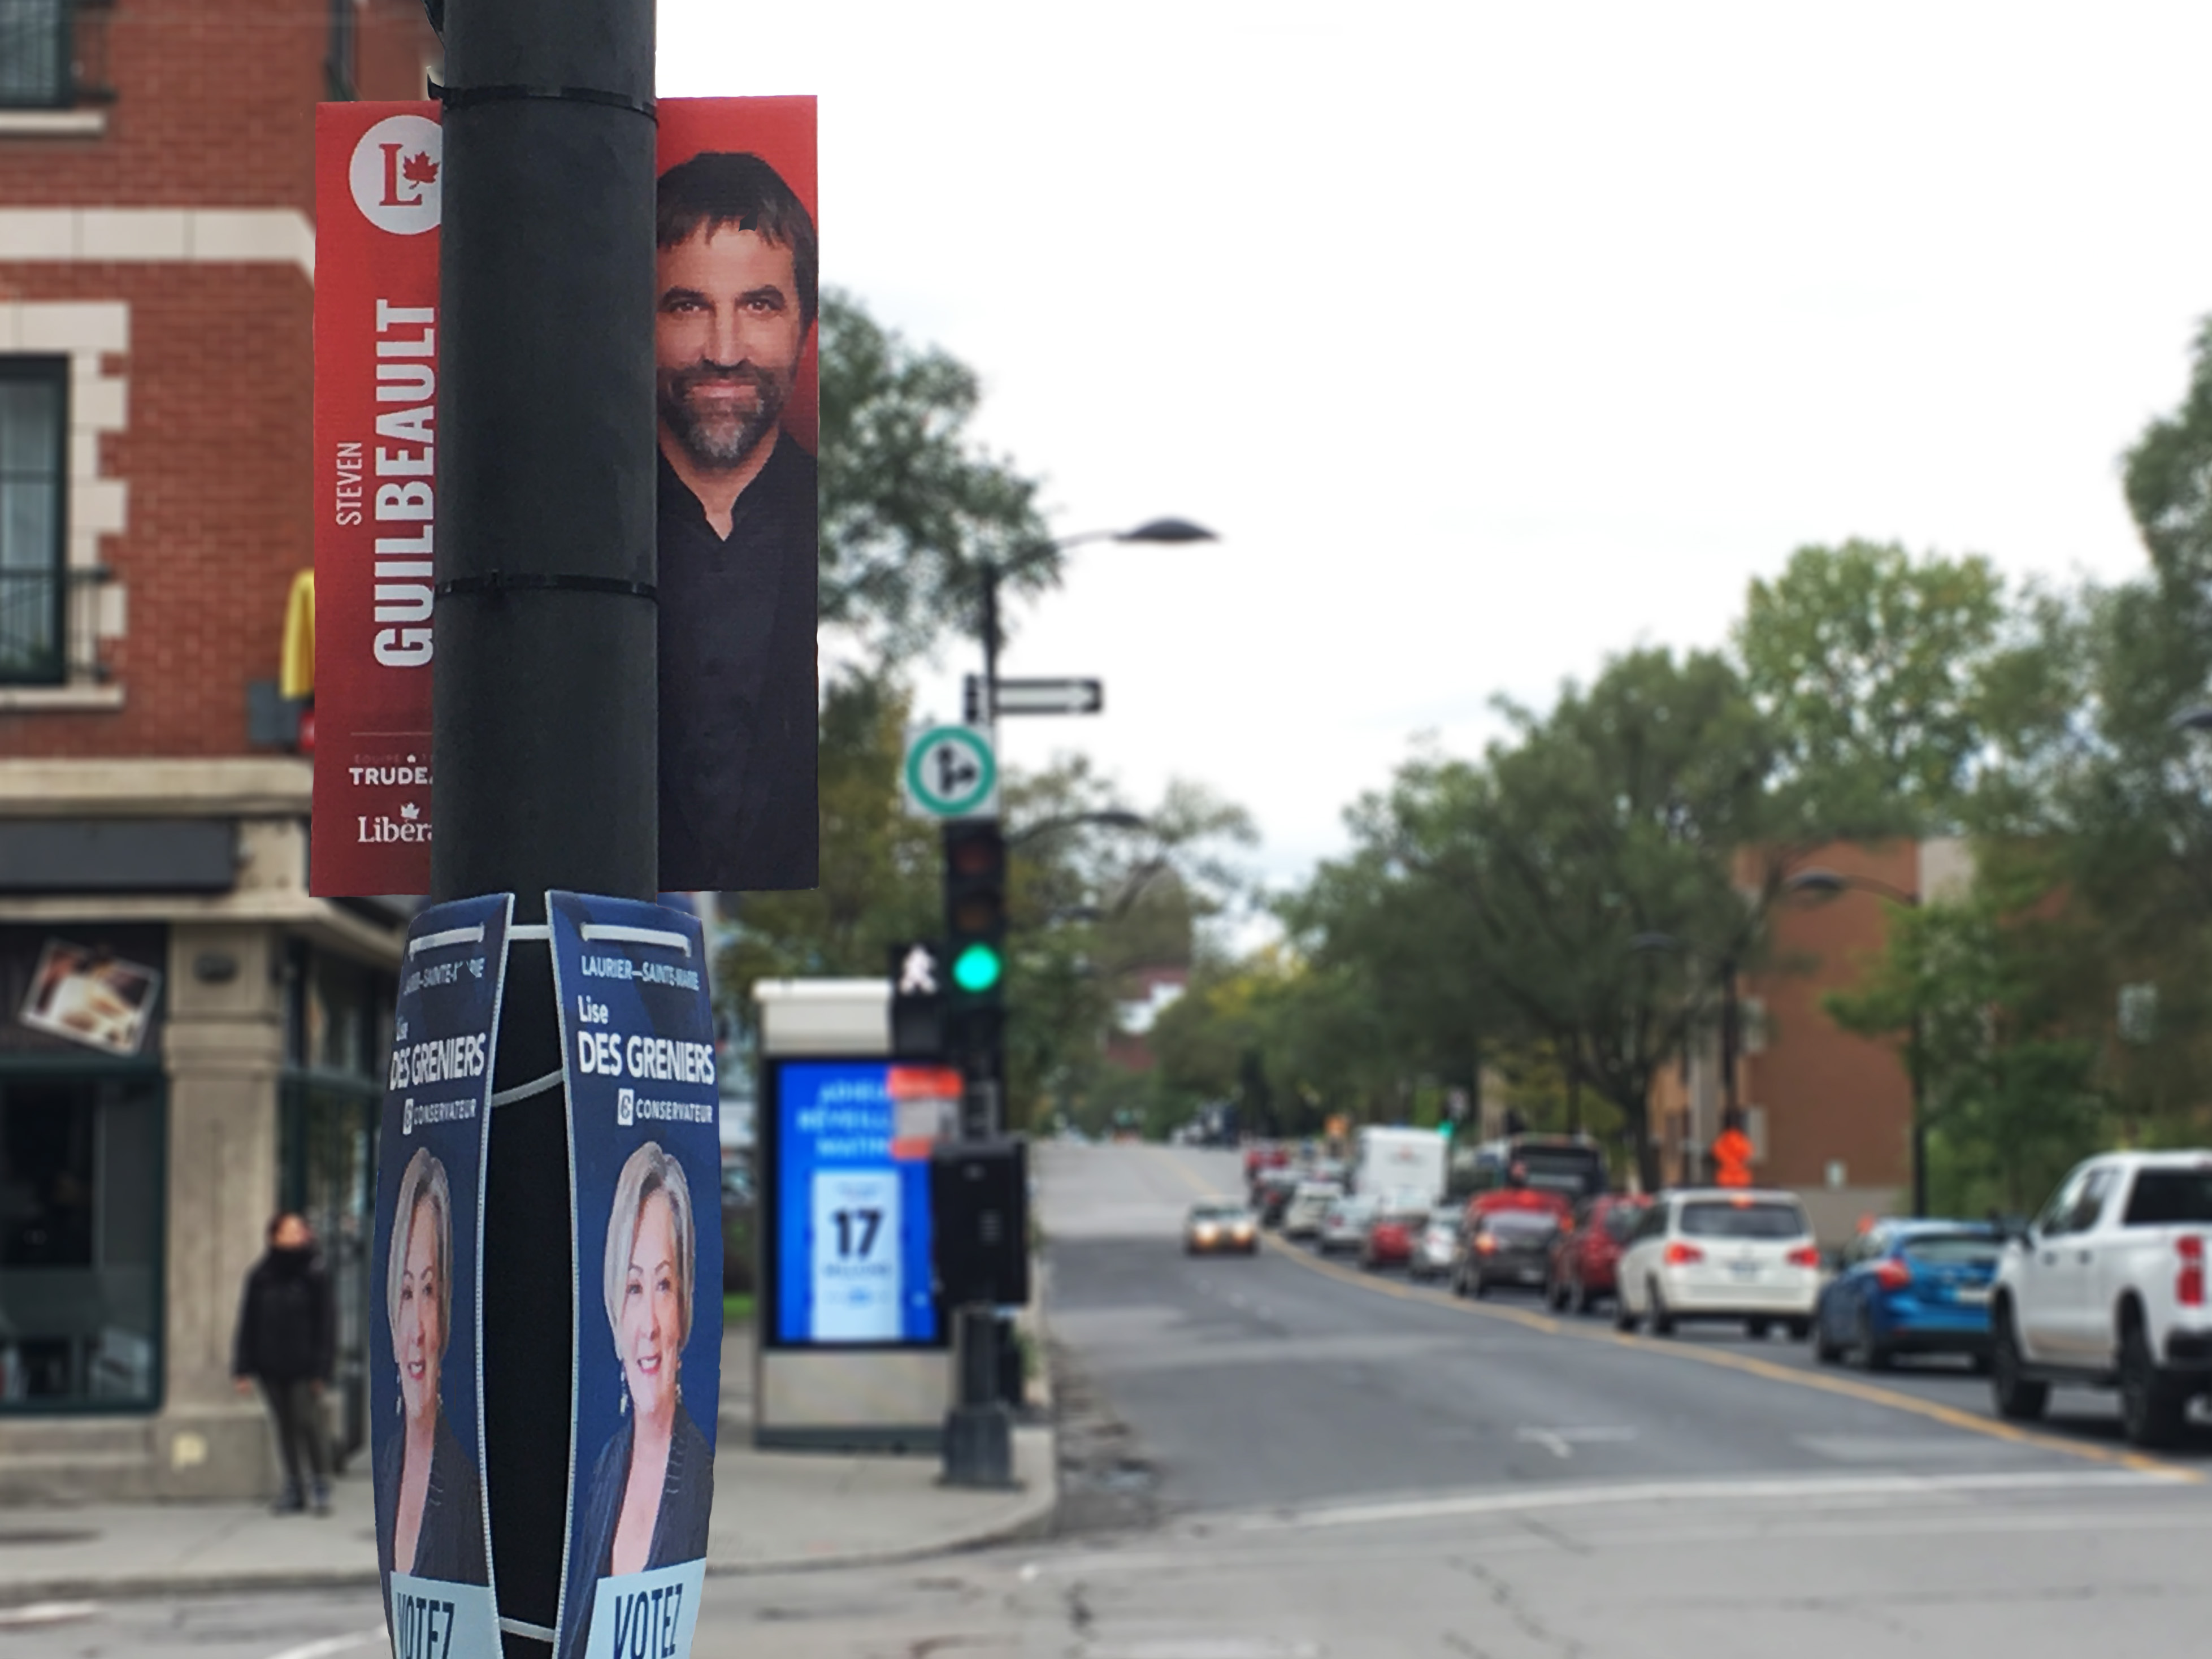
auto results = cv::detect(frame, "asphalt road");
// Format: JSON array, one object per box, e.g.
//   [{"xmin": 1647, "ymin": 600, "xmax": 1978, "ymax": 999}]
[{"xmin": 12, "ymin": 1141, "xmax": 2212, "ymax": 1658}]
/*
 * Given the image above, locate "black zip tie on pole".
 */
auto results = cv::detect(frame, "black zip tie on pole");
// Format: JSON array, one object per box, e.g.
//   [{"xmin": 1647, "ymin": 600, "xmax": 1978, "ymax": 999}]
[
  {"xmin": 430, "ymin": 79, "xmax": 657, "ymax": 120},
  {"xmin": 437, "ymin": 571, "xmax": 658, "ymax": 601}
]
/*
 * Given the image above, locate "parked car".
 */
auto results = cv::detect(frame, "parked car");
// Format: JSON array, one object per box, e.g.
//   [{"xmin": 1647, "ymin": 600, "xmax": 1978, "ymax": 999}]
[
  {"xmin": 1452, "ymin": 1207, "xmax": 1560, "ymax": 1297},
  {"xmin": 1990, "ymin": 1150, "xmax": 2212, "ymax": 1447},
  {"xmin": 1614, "ymin": 1189, "xmax": 1819, "ymax": 1338},
  {"xmin": 1256, "ymin": 1167, "xmax": 1308, "ymax": 1228},
  {"xmin": 1544, "ymin": 1193, "xmax": 1651, "ymax": 1314},
  {"xmin": 1811, "ymin": 1220, "xmax": 2001, "ymax": 1371},
  {"xmin": 1317, "ymin": 1193, "xmax": 1380, "ymax": 1255},
  {"xmin": 1280, "ymin": 1179, "xmax": 1343, "ymax": 1241},
  {"xmin": 1360, "ymin": 1206, "xmax": 1429, "ymax": 1272},
  {"xmin": 1409, "ymin": 1212, "xmax": 1464, "ymax": 1282},
  {"xmin": 1184, "ymin": 1198, "xmax": 1260, "ymax": 1257}
]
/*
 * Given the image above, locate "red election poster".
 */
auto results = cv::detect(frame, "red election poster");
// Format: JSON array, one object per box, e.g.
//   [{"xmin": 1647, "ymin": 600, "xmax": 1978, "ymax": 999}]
[
  {"xmin": 313, "ymin": 98, "xmax": 821, "ymax": 900},
  {"xmin": 313, "ymin": 101, "xmax": 443, "ymax": 896}
]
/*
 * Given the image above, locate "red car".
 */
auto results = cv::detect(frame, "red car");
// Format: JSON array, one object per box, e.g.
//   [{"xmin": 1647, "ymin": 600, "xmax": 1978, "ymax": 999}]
[
  {"xmin": 1544, "ymin": 1194, "xmax": 1651, "ymax": 1315},
  {"xmin": 1360, "ymin": 1208, "xmax": 1427, "ymax": 1272}
]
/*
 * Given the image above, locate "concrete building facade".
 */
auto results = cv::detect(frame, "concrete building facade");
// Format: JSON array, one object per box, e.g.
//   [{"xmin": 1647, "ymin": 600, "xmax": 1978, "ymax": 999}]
[{"xmin": 0, "ymin": 1, "xmax": 437, "ymax": 1500}]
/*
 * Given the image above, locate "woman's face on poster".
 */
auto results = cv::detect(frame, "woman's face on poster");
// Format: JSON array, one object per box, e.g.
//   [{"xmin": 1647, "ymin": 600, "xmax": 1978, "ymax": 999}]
[
  {"xmin": 619, "ymin": 1191, "xmax": 682, "ymax": 1424},
  {"xmin": 397, "ymin": 1200, "xmax": 443, "ymax": 1422}
]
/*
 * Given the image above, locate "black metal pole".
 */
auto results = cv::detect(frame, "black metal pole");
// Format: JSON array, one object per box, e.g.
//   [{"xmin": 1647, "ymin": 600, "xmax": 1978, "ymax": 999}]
[
  {"xmin": 428, "ymin": 2, "xmax": 657, "ymax": 1652},
  {"xmin": 1910, "ymin": 1010, "xmax": 1927, "ymax": 1219},
  {"xmin": 980, "ymin": 558, "xmax": 1001, "ymax": 725}
]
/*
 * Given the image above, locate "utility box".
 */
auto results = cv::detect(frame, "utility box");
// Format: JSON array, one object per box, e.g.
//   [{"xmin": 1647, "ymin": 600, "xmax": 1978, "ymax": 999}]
[{"xmin": 931, "ymin": 1138, "xmax": 1031, "ymax": 1307}]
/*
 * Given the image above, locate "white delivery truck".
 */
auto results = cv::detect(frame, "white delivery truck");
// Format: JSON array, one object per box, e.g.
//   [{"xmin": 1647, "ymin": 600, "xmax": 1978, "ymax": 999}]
[{"xmin": 1351, "ymin": 1125, "xmax": 1448, "ymax": 1210}]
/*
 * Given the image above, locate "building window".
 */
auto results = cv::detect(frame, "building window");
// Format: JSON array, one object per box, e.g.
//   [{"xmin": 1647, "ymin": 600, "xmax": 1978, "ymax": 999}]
[
  {"xmin": 0, "ymin": 1072, "xmax": 164, "ymax": 1410},
  {"xmin": 0, "ymin": 358, "xmax": 66, "ymax": 686},
  {"xmin": 0, "ymin": 0, "xmax": 70, "ymax": 109},
  {"xmin": 325, "ymin": 0, "xmax": 356, "ymax": 101}
]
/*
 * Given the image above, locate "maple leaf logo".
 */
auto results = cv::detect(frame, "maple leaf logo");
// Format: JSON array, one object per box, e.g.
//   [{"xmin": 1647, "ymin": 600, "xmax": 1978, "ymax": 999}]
[
  {"xmin": 400, "ymin": 802, "xmax": 421, "ymax": 821},
  {"xmin": 401, "ymin": 151, "xmax": 439, "ymax": 187}
]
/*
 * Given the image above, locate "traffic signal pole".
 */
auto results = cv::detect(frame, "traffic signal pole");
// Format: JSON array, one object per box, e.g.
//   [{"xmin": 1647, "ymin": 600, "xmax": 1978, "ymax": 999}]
[{"xmin": 427, "ymin": 1, "xmax": 657, "ymax": 1650}]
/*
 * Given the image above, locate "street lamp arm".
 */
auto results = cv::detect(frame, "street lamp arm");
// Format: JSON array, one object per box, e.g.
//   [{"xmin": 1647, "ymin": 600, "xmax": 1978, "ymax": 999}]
[{"xmin": 1007, "ymin": 809, "xmax": 1150, "ymax": 850}]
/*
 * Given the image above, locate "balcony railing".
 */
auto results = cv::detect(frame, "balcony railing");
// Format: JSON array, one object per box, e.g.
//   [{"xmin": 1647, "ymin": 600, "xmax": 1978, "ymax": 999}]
[{"xmin": 0, "ymin": 566, "xmax": 114, "ymax": 686}]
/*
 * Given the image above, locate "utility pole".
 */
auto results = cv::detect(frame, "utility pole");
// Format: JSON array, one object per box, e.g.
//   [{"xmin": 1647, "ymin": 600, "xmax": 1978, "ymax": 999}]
[{"xmin": 427, "ymin": 1, "xmax": 657, "ymax": 1649}]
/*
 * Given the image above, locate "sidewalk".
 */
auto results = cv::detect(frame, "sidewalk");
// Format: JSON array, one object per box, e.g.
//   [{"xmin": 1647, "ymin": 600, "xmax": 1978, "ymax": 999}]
[{"xmin": 0, "ymin": 1324, "xmax": 1056, "ymax": 1607}]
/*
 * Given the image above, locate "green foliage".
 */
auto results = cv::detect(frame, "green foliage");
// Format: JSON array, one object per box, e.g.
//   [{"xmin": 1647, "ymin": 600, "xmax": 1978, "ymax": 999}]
[
  {"xmin": 1823, "ymin": 882, "xmax": 2100, "ymax": 1216},
  {"xmin": 1735, "ymin": 540, "xmax": 2005, "ymax": 837},
  {"xmin": 816, "ymin": 291, "xmax": 1057, "ymax": 661},
  {"xmin": 2123, "ymin": 317, "xmax": 2212, "ymax": 600}
]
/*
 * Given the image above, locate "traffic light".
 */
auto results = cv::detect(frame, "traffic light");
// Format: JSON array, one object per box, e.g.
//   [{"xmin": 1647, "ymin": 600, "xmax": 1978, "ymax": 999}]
[{"xmin": 942, "ymin": 821, "xmax": 1008, "ymax": 1014}]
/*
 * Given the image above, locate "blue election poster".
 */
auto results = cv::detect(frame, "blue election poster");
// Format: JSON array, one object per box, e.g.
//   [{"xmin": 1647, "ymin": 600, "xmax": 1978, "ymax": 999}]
[
  {"xmin": 549, "ymin": 892, "xmax": 722, "ymax": 1659},
  {"xmin": 371, "ymin": 894, "xmax": 512, "ymax": 1659},
  {"xmin": 771, "ymin": 1060, "xmax": 953, "ymax": 1346}
]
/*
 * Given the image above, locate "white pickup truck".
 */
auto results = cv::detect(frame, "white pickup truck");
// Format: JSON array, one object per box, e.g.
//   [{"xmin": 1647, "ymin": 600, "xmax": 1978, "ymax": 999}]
[{"xmin": 1989, "ymin": 1149, "xmax": 2212, "ymax": 1447}]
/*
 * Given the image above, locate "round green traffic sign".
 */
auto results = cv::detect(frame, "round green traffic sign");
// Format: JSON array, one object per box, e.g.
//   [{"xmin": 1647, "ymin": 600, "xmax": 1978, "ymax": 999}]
[{"xmin": 905, "ymin": 726, "xmax": 997, "ymax": 816}]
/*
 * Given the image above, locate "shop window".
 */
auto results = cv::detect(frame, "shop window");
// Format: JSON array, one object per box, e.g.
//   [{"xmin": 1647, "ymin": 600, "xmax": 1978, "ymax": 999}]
[
  {"xmin": 0, "ymin": 358, "xmax": 66, "ymax": 686},
  {"xmin": 0, "ymin": 1073, "xmax": 162, "ymax": 1410}
]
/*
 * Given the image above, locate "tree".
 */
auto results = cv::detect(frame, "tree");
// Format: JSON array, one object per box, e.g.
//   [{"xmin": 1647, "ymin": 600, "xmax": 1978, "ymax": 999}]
[
  {"xmin": 1734, "ymin": 540, "xmax": 2005, "ymax": 838},
  {"xmin": 1824, "ymin": 880, "xmax": 2101, "ymax": 1217},
  {"xmin": 1283, "ymin": 647, "xmax": 1778, "ymax": 1190},
  {"xmin": 2123, "ymin": 317, "xmax": 2212, "ymax": 602},
  {"xmin": 816, "ymin": 291, "xmax": 1057, "ymax": 663}
]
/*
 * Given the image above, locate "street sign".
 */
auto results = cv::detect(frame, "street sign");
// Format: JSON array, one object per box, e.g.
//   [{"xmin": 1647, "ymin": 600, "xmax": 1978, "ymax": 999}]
[
  {"xmin": 904, "ymin": 725, "xmax": 999, "ymax": 819},
  {"xmin": 993, "ymin": 677, "xmax": 1104, "ymax": 716}
]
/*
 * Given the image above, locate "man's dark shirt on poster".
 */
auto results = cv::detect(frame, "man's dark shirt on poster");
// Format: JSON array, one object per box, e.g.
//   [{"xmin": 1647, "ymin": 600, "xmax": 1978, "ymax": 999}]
[{"xmin": 657, "ymin": 432, "xmax": 819, "ymax": 893}]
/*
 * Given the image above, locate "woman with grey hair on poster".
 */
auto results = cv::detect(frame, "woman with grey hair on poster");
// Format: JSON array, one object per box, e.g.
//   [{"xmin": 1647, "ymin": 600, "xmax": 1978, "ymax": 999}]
[
  {"xmin": 563, "ymin": 1141, "xmax": 714, "ymax": 1659},
  {"xmin": 375, "ymin": 1147, "xmax": 488, "ymax": 1586}
]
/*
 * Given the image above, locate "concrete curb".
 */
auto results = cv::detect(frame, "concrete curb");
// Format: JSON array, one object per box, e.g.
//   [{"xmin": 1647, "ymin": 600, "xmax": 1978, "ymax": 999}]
[{"xmin": 0, "ymin": 1427, "xmax": 1062, "ymax": 1609}]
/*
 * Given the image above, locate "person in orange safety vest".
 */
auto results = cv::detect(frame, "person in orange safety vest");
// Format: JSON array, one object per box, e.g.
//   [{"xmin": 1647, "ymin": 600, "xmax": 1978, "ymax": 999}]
[{"xmin": 1711, "ymin": 1109, "xmax": 1754, "ymax": 1188}]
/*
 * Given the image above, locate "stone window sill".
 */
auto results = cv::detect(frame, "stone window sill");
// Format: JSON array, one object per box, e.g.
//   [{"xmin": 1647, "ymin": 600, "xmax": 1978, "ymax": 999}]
[
  {"xmin": 0, "ymin": 110, "xmax": 109, "ymax": 138},
  {"xmin": 0, "ymin": 683, "xmax": 124, "ymax": 711}
]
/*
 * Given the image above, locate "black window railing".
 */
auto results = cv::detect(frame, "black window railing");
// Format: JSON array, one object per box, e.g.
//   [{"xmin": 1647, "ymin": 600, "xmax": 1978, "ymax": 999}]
[{"xmin": 0, "ymin": 0, "xmax": 71, "ymax": 110}]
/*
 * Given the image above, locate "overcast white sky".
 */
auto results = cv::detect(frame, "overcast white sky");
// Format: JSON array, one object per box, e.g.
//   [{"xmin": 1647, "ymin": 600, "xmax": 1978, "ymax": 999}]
[{"xmin": 660, "ymin": 1, "xmax": 2212, "ymax": 894}]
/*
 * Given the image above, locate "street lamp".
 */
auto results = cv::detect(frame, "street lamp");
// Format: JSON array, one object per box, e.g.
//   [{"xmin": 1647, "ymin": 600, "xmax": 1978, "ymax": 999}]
[
  {"xmin": 975, "ymin": 520, "xmax": 1217, "ymax": 721},
  {"xmin": 2168, "ymin": 707, "xmax": 2212, "ymax": 735},
  {"xmin": 1783, "ymin": 866, "xmax": 1926, "ymax": 1218},
  {"xmin": 1629, "ymin": 932, "xmax": 1739, "ymax": 1185}
]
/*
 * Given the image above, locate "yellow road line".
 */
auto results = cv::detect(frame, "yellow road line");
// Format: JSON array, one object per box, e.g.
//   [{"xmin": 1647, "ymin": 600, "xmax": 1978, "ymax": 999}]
[{"xmin": 1151, "ymin": 1149, "xmax": 2195, "ymax": 1481}]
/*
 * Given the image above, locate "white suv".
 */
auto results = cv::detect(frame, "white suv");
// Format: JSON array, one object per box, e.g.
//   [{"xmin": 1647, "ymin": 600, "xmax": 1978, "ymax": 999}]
[
  {"xmin": 1614, "ymin": 1189, "xmax": 1820, "ymax": 1339},
  {"xmin": 1989, "ymin": 1150, "xmax": 2212, "ymax": 1448}
]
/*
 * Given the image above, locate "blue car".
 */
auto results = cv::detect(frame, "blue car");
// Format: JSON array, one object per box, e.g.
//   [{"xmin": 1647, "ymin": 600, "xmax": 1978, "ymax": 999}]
[{"xmin": 1811, "ymin": 1221, "xmax": 2003, "ymax": 1372}]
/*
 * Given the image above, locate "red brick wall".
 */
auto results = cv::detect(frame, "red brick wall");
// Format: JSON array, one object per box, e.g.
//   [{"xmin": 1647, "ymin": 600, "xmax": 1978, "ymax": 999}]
[
  {"xmin": 1744, "ymin": 841, "xmax": 1921, "ymax": 1190},
  {"xmin": 0, "ymin": 0, "xmax": 439, "ymax": 760},
  {"xmin": 7, "ymin": 2, "xmax": 433, "ymax": 211}
]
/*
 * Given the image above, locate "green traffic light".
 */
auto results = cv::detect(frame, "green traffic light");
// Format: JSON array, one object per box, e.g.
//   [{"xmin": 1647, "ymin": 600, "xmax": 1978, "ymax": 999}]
[{"xmin": 952, "ymin": 942, "xmax": 1004, "ymax": 994}]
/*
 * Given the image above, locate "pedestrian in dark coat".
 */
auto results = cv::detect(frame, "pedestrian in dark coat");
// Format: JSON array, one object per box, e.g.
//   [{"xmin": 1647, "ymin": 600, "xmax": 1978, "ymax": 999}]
[{"xmin": 233, "ymin": 1212, "xmax": 336, "ymax": 1514}]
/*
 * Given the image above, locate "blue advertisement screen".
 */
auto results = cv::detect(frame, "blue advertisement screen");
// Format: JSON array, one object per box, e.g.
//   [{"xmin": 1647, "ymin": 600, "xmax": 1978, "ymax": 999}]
[{"xmin": 773, "ymin": 1060, "xmax": 940, "ymax": 1345}]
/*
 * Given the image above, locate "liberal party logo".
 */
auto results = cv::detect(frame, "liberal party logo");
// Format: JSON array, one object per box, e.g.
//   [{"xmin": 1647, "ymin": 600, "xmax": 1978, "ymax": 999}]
[
  {"xmin": 349, "ymin": 113, "xmax": 442, "ymax": 236},
  {"xmin": 617, "ymin": 1088, "xmax": 635, "ymax": 1128},
  {"xmin": 402, "ymin": 1097, "xmax": 415, "ymax": 1135}
]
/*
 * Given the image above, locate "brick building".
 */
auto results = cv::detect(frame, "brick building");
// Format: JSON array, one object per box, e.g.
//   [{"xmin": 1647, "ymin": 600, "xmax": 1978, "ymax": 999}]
[
  {"xmin": 0, "ymin": 1, "xmax": 437, "ymax": 1500},
  {"xmin": 1649, "ymin": 838, "xmax": 1974, "ymax": 1241}
]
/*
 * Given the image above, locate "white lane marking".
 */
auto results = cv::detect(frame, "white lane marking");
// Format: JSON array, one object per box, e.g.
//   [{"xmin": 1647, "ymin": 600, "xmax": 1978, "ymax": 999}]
[
  {"xmin": 1516, "ymin": 1426, "xmax": 1637, "ymax": 1458},
  {"xmin": 0, "ymin": 1602, "xmax": 99, "ymax": 1629},
  {"xmin": 1226, "ymin": 1467, "xmax": 2187, "ymax": 1534},
  {"xmin": 262, "ymin": 1628, "xmax": 385, "ymax": 1659}
]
